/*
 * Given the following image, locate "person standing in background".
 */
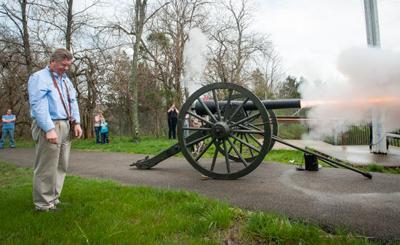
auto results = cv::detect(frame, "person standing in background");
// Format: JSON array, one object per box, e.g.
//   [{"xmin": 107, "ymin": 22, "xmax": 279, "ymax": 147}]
[
  {"xmin": 100, "ymin": 116, "xmax": 109, "ymax": 144},
  {"xmin": 28, "ymin": 48, "xmax": 82, "ymax": 212},
  {"xmin": 94, "ymin": 111, "xmax": 103, "ymax": 144},
  {"xmin": 167, "ymin": 103, "xmax": 179, "ymax": 139},
  {"xmin": 0, "ymin": 109, "xmax": 16, "ymax": 149}
]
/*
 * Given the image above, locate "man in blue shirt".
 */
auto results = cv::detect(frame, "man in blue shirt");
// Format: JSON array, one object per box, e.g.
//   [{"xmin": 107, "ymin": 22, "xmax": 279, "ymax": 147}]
[
  {"xmin": 28, "ymin": 48, "xmax": 82, "ymax": 212},
  {"xmin": 0, "ymin": 109, "xmax": 16, "ymax": 149}
]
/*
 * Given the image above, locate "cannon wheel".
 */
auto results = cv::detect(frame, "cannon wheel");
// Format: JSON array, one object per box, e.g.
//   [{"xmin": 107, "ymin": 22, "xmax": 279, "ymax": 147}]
[
  {"xmin": 177, "ymin": 83, "xmax": 271, "ymax": 180},
  {"xmin": 226, "ymin": 109, "xmax": 278, "ymax": 163}
]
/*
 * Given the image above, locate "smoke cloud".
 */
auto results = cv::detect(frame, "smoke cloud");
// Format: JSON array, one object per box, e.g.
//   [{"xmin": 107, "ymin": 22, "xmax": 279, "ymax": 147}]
[
  {"xmin": 183, "ymin": 28, "xmax": 208, "ymax": 95},
  {"xmin": 300, "ymin": 47, "xmax": 400, "ymax": 139}
]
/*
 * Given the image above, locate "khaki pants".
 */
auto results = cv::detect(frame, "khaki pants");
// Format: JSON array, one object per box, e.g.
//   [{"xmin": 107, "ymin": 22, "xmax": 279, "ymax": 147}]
[{"xmin": 32, "ymin": 120, "xmax": 71, "ymax": 210}]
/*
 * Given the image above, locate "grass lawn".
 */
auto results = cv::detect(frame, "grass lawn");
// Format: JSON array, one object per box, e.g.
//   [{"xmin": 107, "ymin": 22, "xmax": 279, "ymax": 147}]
[
  {"xmin": 0, "ymin": 162, "xmax": 373, "ymax": 244},
  {"xmin": 15, "ymin": 136, "xmax": 307, "ymax": 166}
]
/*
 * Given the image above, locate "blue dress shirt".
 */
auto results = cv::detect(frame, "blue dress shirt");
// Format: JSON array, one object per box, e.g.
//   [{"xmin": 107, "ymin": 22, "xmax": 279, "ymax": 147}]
[{"xmin": 28, "ymin": 66, "xmax": 80, "ymax": 132}]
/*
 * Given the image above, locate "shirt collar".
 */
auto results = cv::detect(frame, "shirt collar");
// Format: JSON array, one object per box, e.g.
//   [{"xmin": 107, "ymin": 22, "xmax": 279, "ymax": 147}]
[{"xmin": 46, "ymin": 65, "xmax": 66, "ymax": 79}]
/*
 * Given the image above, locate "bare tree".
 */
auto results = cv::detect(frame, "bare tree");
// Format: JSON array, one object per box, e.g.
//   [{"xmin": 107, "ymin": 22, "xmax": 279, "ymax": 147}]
[
  {"xmin": 0, "ymin": 0, "xmax": 39, "ymax": 137},
  {"xmin": 144, "ymin": 0, "xmax": 209, "ymax": 106},
  {"xmin": 105, "ymin": 50, "xmax": 132, "ymax": 136},
  {"xmin": 1, "ymin": 0, "xmax": 33, "ymax": 75},
  {"xmin": 263, "ymin": 48, "xmax": 284, "ymax": 94},
  {"xmin": 206, "ymin": 0, "xmax": 272, "ymax": 87},
  {"xmin": 106, "ymin": 0, "xmax": 172, "ymax": 141},
  {"xmin": 71, "ymin": 47, "xmax": 113, "ymax": 138}
]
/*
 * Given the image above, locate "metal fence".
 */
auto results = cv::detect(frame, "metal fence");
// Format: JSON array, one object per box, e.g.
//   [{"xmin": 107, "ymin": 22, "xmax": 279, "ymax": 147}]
[
  {"xmin": 276, "ymin": 117, "xmax": 400, "ymax": 148},
  {"xmin": 325, "ymin": 124, "xmax": 400, "ymax": 147}
]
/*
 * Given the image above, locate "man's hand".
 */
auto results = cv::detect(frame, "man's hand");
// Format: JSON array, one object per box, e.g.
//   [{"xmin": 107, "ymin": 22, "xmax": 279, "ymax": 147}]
[
  {"xmin": 74, "ymin": 124, "xmax": 83, "ymax": 138},
  {"xmin": 46, "ymin": 129, "xmax": 58, "ymax": 144}
]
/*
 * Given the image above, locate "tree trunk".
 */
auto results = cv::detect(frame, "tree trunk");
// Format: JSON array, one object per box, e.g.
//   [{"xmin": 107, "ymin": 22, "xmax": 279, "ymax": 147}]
[
  {"xmin": 20, "ymin": 0, "xmax": 32, "ymax": 75},
  {"xmin": 131, "ymin": 46, "xmax": 140, "ymax": 142},
  {"xmin": 130, "ymin": 0, "xmax": 147, "ymax": 142},
  {"xmin": 66, "ymin": 0, "xmax": 73, "ymax": 50}
]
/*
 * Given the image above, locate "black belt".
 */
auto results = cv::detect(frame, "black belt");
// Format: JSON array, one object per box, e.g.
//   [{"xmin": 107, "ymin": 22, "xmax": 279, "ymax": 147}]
[{"xmin": 52, "ymin": 118, "xmax": 68, "ymax": 121}]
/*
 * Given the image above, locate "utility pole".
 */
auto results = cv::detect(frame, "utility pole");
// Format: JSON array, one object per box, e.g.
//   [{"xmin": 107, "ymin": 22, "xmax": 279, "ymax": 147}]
[{"xmin": 363, "ymin": 0, "xmax": 387, "ymax": 154}]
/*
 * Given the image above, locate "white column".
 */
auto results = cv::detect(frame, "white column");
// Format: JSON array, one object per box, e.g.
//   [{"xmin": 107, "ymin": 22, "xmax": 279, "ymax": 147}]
[{"xmin": 364, "ymin": 0, "xmax": 387, "ymax": 153}]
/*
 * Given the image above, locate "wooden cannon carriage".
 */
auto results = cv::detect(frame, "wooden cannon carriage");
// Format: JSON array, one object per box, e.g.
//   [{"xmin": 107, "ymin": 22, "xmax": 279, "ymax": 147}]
[{"xmin": 131, "ymin": 83, "xmax": 372, "ymax": 179}]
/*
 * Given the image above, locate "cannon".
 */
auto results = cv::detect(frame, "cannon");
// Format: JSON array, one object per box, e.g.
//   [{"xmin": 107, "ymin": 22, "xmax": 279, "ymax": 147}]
[{"xmin": 130, "ymin": 83, "xmax": 372, "ymax": 179}]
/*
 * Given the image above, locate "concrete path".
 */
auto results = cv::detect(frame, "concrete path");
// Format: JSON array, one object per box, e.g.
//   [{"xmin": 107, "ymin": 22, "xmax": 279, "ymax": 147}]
[
  {"xmin": 310, "ymin": 144, "xmax": 400, "ymax": 167},
  {"xmin": 1, "ymin": 148, "xmax": 400, "ymax": 241},
  {"xmin": 274, "ymin": 140, "xmax": 400, "ymax": 167}
]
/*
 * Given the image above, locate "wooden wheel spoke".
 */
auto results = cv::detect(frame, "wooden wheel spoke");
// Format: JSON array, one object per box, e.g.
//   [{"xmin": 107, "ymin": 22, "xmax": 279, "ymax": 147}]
[
  {"xmin": 197, "ymin": 98, "xmax": 218, "ymax": 122},
  {"xmin": 223, "ymin": 89, "xmax": 233, "ymax": 120},
  {"xmin": 187, "ymin": 111, "xmax": 214, "ymax": 127},
  {"xmin": 228, "ymin": 97, "xmax": 249, "ymax": 123},
  {"xmin": 244, "ymin": 110, "xmax": 259, "ymax": 124},
  {"xmin": 185, "ymin": 134, "xmax": 211, "ymax": 147},
  {"xmin": 253, "ymin": 120, "xmax": 275, "ymax": 127},
  {"xmin": 210, "ymin": 141, "xmax": 220, "ymax": 171},
  {"xmin": 195, "ymin": 138, "xmax": 215, "ymax": 161},
  {"xmin": 239, "ymin": 133, "xmax": 243, "ymax": 155},
  {"xmin": 228, "ymin": 143, "xmax": 234, "ymax": 154},
  {"xmin": 227, "ymin": 138, "xmax": 248, "ymax": 167},
  {"xmin": 233, "ymin": 123, "xmax": 265, "ymax": 135},
  {"xmin": 232, "ymin": 129, "xmax": 264, "ymax": 134},
  {"xmin": 245, "ymin": 123, "xmax": 263, "ymax": 132},
  {"xmin": 182, "ymin": 127, "xmax": 212, "ymax": 131},
  {"xmin": 243, "ymin": 133, "xmax": 255, "ymax": 158},
  {"xmin": 212, "ymin": 89, "xmax": 222, "ymax": 121},
  {"xmin": 247, "ymin": 133, "xmax": 262, "ymax": 147},
  {"xmin": 223, "ymin": 140, "xmax": 231, "ymax": 173},
  {"xmin": 230, "ymin": 112, "xmax": 260, "ymax": 127},
  {"xmin": 231, "ymin": 134, "xmax": 260, "ymax": 153}
]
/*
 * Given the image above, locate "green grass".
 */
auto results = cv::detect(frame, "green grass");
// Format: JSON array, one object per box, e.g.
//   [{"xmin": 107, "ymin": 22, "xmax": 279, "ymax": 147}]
[
  {"xmin": 72, "ymin": 136, "xmax": 175, "ymax": 154},
  {"xmin": 15, "ymin": 136, "xmax": 306, "ymax": 163},
  {"xmin": 0, "ymin": 162, "xmax": 375, "ymax": 244},
  {"xmin": 9, "ymin": 138, "xmax": 35, "ymax": 148},
  {"xmin": 245, "ymin": 212, "xmax": 370, "ymax": 245},
  {"xmin": 0, "ymin": 162, "xmax": 232, "ymax": 244},
  {"xmin": 363, "ymin": 164, "xmax": 400, "ymax": 174},
  {"xmin": 15, "ymin": 136, "xmax": 176, "ymax": 154},
  {"xmin": 265, "ymin": 149, "xmax": 304, "ymax": 164}
]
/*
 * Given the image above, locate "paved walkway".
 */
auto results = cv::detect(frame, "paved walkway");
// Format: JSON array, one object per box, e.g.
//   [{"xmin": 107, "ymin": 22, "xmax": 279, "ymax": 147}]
[
  {"xmin": 1, "ymin": 148, "xmax": 400, "ymax": 241},
  {"xmin": 274, "ymin": 140, "xmax": 400, "ymax": 167}
]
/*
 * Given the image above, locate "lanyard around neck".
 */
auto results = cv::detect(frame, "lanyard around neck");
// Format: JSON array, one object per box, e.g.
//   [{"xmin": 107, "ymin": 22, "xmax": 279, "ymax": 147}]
[{"xmin": 50, "ymin": 70, "xmax": 72, "ymax": 119}]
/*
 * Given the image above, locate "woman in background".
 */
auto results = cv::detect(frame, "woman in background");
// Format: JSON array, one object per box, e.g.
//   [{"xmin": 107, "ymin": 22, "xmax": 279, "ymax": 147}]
[{"xmin": 94, "ymin": 111, "xmax": 103, "ymax": 144}]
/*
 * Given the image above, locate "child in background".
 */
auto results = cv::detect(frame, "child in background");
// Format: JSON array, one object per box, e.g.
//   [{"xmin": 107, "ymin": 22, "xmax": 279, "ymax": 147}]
[{"xmin": 100, "ymin": 119, "xmax": 109, "ymax": 144}]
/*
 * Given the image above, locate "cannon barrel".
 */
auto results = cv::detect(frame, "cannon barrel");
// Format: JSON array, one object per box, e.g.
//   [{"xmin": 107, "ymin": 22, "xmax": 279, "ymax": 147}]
[{"xmin": 195, "ymin": 99, "xmax": 301, "ymax": 115}]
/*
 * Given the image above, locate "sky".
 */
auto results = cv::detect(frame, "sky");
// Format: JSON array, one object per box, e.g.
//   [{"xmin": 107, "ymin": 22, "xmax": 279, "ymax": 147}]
[
  {"xmin": 75, "ymin": 0, "xmax": 400, "ymax": 84},
  {"xmin": 250, "ymin": 0, "xmax": 400, "ymax": 139},
  {"xmin": 252, "ymin": 0, "xmax": 400, "ymax": 83}
]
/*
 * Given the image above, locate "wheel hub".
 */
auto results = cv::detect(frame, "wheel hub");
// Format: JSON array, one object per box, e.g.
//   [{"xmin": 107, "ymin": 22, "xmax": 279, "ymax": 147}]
[{"xmin": 212, "ymin": 122, "xmax": 231, "ymax": 139}]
